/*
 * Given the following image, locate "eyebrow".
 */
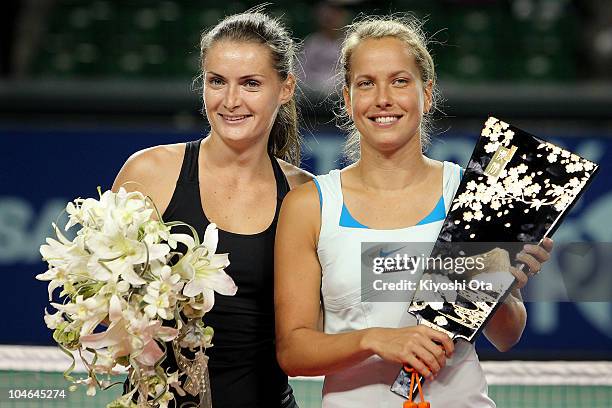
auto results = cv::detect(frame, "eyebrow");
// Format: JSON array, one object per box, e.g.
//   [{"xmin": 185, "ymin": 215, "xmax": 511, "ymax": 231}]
[
  {"xmin": 205, "ymin": 71, "xmax": 266, "ymax": 79},
  {"xmin": 354, "ymin": 70, "xmax": 414, "ymax": 80},
  {"xmin": 388, "ymin": 70, "xmax": 414, "ymax": 77}
]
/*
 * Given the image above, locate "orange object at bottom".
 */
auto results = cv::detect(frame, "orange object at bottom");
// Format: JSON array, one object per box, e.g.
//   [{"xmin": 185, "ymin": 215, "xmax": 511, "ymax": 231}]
[
  {"xmin": 402, "ymin": 366, "xmax": 431, "ymax": 408},
  {"xmin": 403, "ymin": 402, "xmax": 430, "ymax": 408}
]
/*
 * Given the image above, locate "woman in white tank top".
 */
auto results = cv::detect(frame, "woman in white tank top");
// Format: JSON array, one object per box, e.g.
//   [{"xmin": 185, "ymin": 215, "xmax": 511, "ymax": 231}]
[{"xmin": 275, "ymin": 15, "xmax": 553, "ymax": 408}]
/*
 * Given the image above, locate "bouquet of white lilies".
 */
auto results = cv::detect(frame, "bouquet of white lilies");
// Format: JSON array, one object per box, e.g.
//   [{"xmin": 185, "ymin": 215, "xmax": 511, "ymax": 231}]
[{"xmin": 37, "ymin": 187, "xmax": 237, "ymax": 408}]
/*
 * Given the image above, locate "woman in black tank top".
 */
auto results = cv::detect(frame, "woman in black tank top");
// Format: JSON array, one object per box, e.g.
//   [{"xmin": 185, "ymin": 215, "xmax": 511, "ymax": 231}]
[
  {"xmin": 113, "ymin": 11, "xmax": 312, "ymax": 408},
  {"xmin": 161, "ymin": 140, "xmax": 294, "ymax": 408}
]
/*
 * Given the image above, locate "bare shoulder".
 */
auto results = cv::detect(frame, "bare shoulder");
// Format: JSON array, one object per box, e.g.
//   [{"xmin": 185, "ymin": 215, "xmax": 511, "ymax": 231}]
[
  {"xmin": 113, "ymin": 142, "xmax": 186, "ymax": 214},
  {"xmin": 281, "ymin": 181, "xmax": 321, "ymax": 226},
  {"xmin": 426, "ymin": 157, "xmax": 445, "ymax": 171},
  {"xmin": 276, "ymin": 159, "xmax": 315, "ymax": 189},
  {"xmin": 278, "ymin": 180, "xmax": 321, "ymax": 242},
  {"xmin": 283, "ymin": 179, "xmax": 320, "ymax": 209},
  {"xmin": 114, "ymin": 143, "xmax": 184, "ymax": 190},
  {"xmin": 126, "ymin": 143, "xmax": 183, "ymax": 172}
]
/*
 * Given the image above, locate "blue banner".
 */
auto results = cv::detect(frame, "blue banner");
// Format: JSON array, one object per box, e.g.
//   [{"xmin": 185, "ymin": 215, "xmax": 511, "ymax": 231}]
[{"xmin": 1, "ymin": 125, "xmax": 610, "ymax": 358}]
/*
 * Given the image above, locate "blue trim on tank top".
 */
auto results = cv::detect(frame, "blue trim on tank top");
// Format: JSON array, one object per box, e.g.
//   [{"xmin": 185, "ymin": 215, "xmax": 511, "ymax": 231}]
[
  {"xmin": 339, "ymin": 203, "xmax": 370, "ymax": 228},
  {"xmin": 415, "ymin": 195, "xmax": 446, "ymax": 225},
  {"xmin": 313, "ymin": 178, "xmax": 323, "ymax": 212},
  {"xmin": 312, "ymin": 178, "xmax": 446, "ymax": 229},
  {"xmin": 340, "ymin": 196, "xmax": 445, "ymax": 228}
]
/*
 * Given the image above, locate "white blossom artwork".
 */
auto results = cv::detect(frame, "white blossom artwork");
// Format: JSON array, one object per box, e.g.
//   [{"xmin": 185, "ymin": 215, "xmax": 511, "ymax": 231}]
[{"xmin": 448, "ymin": 117, "xmax": 597, "ymax": 240}]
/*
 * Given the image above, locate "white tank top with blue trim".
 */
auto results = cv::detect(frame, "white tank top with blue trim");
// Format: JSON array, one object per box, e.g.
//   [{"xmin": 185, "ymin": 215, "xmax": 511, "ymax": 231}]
[{"xmin": 314, "ymin": 161, "xmax": 495, "ymax": 408}]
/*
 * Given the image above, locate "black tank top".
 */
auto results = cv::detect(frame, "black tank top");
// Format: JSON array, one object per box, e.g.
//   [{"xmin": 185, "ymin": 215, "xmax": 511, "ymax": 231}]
[{"xmin": 162, "ymin": 139, "xmax": 293, "ymax": 407}]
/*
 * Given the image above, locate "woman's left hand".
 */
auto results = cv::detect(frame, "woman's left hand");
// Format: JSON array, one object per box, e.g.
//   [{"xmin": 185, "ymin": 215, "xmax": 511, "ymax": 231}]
[{"xmin": 511, "ymin": 237, "xmax": 554, "ymax": 289}]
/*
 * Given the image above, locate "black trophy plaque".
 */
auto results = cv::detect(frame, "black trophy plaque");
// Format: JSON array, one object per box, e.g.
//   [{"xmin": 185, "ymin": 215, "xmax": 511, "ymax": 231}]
[{"xmin": 390, "ymin": 117, "xmax": 599, "ymax": 399}]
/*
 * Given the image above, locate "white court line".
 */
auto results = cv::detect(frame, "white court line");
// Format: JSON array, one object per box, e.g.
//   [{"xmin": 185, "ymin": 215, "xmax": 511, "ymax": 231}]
[{"xmin": 2, "ymin": 345, "xmax": 612, "ymax": 386}]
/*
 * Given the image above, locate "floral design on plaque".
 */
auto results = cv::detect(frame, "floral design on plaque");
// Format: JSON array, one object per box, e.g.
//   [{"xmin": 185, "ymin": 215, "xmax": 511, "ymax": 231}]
[{"xmin": 450, "ymin": 117, "xmax": 598, "ymax": 239}]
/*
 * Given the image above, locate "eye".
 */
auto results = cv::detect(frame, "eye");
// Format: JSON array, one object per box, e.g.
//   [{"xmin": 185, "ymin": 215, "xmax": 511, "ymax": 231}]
[
  {"xmin": 208, "ymin": 77, "xmax": 224, "ymax": 87},
  {"xmin": 357, "ymin": 79, "xmax": 373, "ymax": 88},
  {"xmin": 244, "ymin": 79, "xmax": 261, "ymax": 89},
  {"xmin": 393, "ymin": 78, "xmax": 410, "ymax": 86}
]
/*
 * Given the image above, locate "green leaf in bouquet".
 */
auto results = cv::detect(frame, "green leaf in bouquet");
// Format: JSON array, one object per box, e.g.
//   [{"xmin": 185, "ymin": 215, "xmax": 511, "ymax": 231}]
[
  {"xmin": 55, "ymin": 342, "xmax": 78, "ymax": 383},
  {"xmin": 53, "ymin": 322, "xmax": 81, "ymax": 350},
  {"xmin": 76, "ymin": 281, "xmax": 105, "ymax": 299},
  {"xmin": 60, "ymin": 281, "xmax": 77, "ymax": 297}
]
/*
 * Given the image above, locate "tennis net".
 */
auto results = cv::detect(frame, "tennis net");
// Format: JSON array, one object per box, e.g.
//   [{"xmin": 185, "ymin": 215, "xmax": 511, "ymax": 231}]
[{"xmin": 1, "ymin": 345, "xmax": 611, "ymax": 407}]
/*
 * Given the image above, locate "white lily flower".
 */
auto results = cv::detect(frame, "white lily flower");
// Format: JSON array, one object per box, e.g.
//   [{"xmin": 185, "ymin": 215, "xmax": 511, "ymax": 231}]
[
  {"xmin": 40, "ymin": 226, "xmax": 89, "ymax": 273},
  {"xmin": 87, "ymin": 229, "xmax": 169, "ymax": 286},
  {"xmin": 142, "ymin": 220, "xmax": 173, "ymax": 247},
  {"xmin": 145, "ymin": 264, "xmax": 183, "ymax": 321},
  {"xmin": 85, "ymin": 254, "xmax": 114, "ymax": 282},
  {"xmin": 175, "ymin": 224, "xmax": 236, "ymax": 311},
  {"xmin": 79, "ymin": 196, "xmax": 107, "ymax": 228},
  {"xmin": 154, "ymin": 263, "xmax": 183, "ymax": 292},
  {"xmin": 36, "ymin": 267, "xmax": 67, "ymax": 301},
  {"xmin": 96, "ymin": 279, "xmax": 131, "ymax": 302},
  {"xmin": 171, "ymin": 233, "xmax": 196, "ymax": 250},
  {"xmin": 40, "ymin": 188, "xmax": 238, "ymax": 404},
  {"xmin": 52, "ymin": 294, "xmax": 108, "ymax": 336},
  {"xmin": 65, "ymin": 202, "xmax": 82, "ymax": 231},
  {"xmin": 112, "ymin": 200, "xmax": 150, "ymax": 228},
  {"xmin": 43, "ymin": 308, "xmax": 65, "ymax": 329},
  {"xmin": 143, "ymin": 284, "xmax": 171, "ymax": 320}
]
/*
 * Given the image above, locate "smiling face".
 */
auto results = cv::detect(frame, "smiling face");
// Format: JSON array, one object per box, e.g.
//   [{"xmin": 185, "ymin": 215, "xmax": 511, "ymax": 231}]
[
  {"xmin": 203, "ymin": 40, "xmax": 294, "ymax": 147},
  {"xmin": 343, "ymin": 36, "xmax": 432, "ymax": 156}
]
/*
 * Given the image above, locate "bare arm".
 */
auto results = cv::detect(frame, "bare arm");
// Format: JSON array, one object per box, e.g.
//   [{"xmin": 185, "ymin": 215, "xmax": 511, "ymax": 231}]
[
  {"xmin": 482, "ymin": 287, "xmax": 527, "ymax": 352},
  {"xmin": 484, "ymin": 239, "xmax": 553, "ymax": 351},
  {"xmin": 275, "ymin": 182, "xmax": 454, "ymax": 378}
]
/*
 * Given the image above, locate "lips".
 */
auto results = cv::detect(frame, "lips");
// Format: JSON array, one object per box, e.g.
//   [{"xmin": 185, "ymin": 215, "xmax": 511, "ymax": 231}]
[
  {"xmin": 219, "ymin": 113, "xmax": 252, "ymax": 123},
  {"xmin": 368, "ymin": 114, "xmax": 403, "ymax": 125}
]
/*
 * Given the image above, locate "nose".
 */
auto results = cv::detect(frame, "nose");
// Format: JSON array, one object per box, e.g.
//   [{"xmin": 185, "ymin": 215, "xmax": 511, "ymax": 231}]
[
  {"xmin": 375, "ymin": 85, "xmax": 392, "ymax": 109},
  {"xmin": 223, "ymin": 83, "xmax": 241, "ymax": 111}
]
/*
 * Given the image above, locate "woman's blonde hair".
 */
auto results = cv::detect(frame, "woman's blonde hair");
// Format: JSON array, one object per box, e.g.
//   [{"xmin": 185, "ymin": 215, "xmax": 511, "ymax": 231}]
[{"xmin": 338, "ymin": 15, "xmax": 439, "ymax": 162}]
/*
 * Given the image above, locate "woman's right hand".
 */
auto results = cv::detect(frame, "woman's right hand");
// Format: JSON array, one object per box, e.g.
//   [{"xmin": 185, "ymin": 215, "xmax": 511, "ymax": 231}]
[{"xmin": 362, "ymin": 326, "xmax": 454, "ymax": 380}]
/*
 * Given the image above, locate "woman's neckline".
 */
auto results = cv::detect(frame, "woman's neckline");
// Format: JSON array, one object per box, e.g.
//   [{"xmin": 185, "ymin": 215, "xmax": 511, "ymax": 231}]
[
  {"xmin": 195, "ymin": 138, "xmax": 280, "ymax": 238},
  {"xmin": 336, "ymin": 161, "xmax": 448, "ymax": 231}
]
